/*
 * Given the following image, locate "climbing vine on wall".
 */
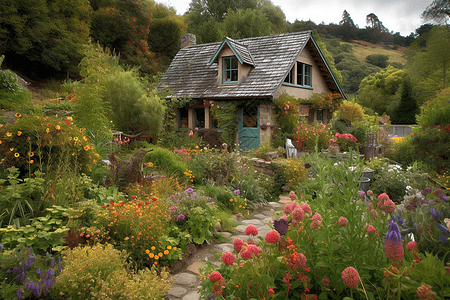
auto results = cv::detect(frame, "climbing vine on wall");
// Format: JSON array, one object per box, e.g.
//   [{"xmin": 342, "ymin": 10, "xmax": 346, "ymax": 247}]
[{"xmin": 210, "ymin": 100, "xmax": 239, "ymax": 149}]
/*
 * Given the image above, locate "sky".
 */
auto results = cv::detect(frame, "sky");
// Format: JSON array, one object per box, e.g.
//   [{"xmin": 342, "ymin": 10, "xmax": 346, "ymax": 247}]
[{"xmin": 155, "ymin": 0, "xmax": 435, "ymax": 37}]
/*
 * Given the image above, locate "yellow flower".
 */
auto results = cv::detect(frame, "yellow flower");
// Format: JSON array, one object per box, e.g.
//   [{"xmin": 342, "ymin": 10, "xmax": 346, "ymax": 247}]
[
  {"xmin": 154, "ymin": 255, "xmax": 159, "ymax": 260},
  {"xmin": 151, "ymin": 246, "xmax": 156, "ymax": 251},
  {"xmin": 147, "ymin": 162, "xmax": 154, "ymax": 167},
  {"xmin": 74, "ymin": 137, "xmax": 78, "ymax": 141},
  {"xmin": 164, "ymin": 250, "xmax": 169, "ymax": 255},
  {"xmin": 83, "ymin": 136, "xmax": 88, "ymax": 141},
  {"xmin": 14, "ymin": 153, "xmax": 19, "ymax": 158},
  {"xmin": 84, "ymin": 145, "xmax": 90, "ymax": 151},
  {"xmin": 55, "ymin": 125, "xmax": 60, "ymax": 130},
  {"xmin": 145, "ymin": 249, "xmax": 150, "ymax": 254},
  {"xmin": 46, "ymin": 128, "xmax": 50, "ymax": 133},
  {"xmin": 166, "ymin": 245, "xmax": 172, "ymax": 250},
  {"xmin": 158, "ymin": 252, "xmax": 163, "ymax": 257},
  {"xmin": 17, "ymin": 131, "xmax": 22, "ymax": 136},
  {"xmin": 149, "ymin": 253, "xmax": 154, "ymax": 258},
  {"xmin": 10, "ymin": 147, "xmax": 14, "ymax": 151},
  {"xmin": 15, "ymin": 113, "xmax": 21, "ymax": 118},
  {"xmin": 6, "ymin": 132, "xmax": 12, "ymax": 137},
  {"xmin": 67, "ymin": 116, "xmax": 73, "ymax": 121},
  {"xmin": 28, "ymin": 152, "xmax": 34, "ymax": 157},
  {"xmin": 29, "ymin": 160, "xmax": 34, "ymax": 164}
]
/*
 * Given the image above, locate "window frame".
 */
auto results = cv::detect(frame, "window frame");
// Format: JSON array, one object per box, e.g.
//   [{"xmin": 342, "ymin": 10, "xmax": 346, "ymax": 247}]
[
  {"xmin": 222, "ymin": 56, "xmax": 239, "ymax": 84},
  {"xmin": 297, "ymin": 62, "xmax": 312, "ymax": 88}
]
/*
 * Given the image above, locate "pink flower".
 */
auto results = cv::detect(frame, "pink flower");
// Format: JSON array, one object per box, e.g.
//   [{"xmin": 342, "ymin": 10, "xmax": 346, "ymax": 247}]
[
  {"xmin": 244, "ymin": 225, "xmax": 258, "ymax": 236},
  {"xmin": 240, "ymin": 249, "xmax": 252, "ymax": 260},
  {"xmin": 383, "ymin": 198, "xmax": 396, "ymax": 214},
  {"xmin": 417, "ymin": 283, "xmax": 436, "ymax": 299},
  {"xmin": 338, "ymin": 216, "xmax": 348, "ymax": 226},
  {"xmin": 265, "ymin": 230, "xmax": 280, "ymax": 244},
  {"xmin": 289, "ymin": 191, "xmax": 297, "ymax": 200},
  {"xmin": 312, "ymin": 213, "xmax": 322, "ymax": 223},
  {"xmin": 247, "ymin": 244, "xmax": 262, "ymax": 256},
  {"xmin": 378, "ymin": 193, "xmax": 390, "ymax": 201},
  {"xmin": 300, "ymin": 203, "xmax": 312, "ymax": 214},
  {"xmin": 233, "ymin": 238, "xmax": 245, "ymax": 252},
  {"xmin": 283, "ymin": 203, "xmax": 294, "ymax": 215},
  {"xmin": 188, "ymin": 130, "xmax": 193, "ymax": 136},
  {"xmin": 209, "ymin": 271, "xmax": 223, "ymax": 283},
  {"xmin": 221, "ymin": 252, "xmax": 235, "ymax": 265},
  {"xmin": 407, "ymin": 241, "xmax": 418, "ymax": 252},
  {"xmin": 366, "ymin": 224, "xmax": 378, "ymax": 237},
  {"xmin": 341, "ymin": 267, "xmax": 360, "ymax": 288},
  {"xmin": 292, "ymin": 207, "xmax": 304, "ymax": 221}
]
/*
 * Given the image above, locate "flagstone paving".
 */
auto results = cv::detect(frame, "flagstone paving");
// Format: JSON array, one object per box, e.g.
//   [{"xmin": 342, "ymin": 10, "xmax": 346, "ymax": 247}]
[{"xmin": 165, "ymin": 200, "xmax": 286, "ymax": 300}]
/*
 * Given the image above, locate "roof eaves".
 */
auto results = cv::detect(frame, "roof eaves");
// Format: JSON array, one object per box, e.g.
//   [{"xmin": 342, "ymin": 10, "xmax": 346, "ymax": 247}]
[{"xmin": 208, "ymin": 37, "xmax": 245, "ymax": 65}]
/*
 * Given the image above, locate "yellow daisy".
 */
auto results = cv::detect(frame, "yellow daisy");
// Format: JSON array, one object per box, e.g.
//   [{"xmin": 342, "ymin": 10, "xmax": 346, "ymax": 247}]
[{"xmin": 14, "ymin": 153, "xmax": 19, "ymax": 157}]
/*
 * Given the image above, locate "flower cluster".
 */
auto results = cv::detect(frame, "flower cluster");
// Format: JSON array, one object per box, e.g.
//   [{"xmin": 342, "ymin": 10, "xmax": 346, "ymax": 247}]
[
  {"xmin": 330, "ymin": 132, "xmax": 360, "ymax": 152},
  {"xmin": 145, "ymin": 245, "xmax": 178, "ymax": 265},
  {"xmin": 377, "ymin": 193, "xmax": 396, "ymax": 214},
  {"xmin": 341, "ymin": 267, "xmax": 360, "ymax": 288},
  {"xmin": 384, "ymin": 220, "xmax": 404, "ymax": 261}
]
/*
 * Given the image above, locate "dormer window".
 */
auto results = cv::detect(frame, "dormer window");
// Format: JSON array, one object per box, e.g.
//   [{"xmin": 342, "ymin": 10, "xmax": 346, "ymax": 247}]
[{"xmin": 223, "ymin": 56, "xmax": 238, "ymax": 84}]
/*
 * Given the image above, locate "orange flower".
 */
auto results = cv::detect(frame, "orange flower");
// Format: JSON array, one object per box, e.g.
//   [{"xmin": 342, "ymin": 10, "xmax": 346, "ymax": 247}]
[
  {"xmin": 6, "ymin": 132, "xmax": 12, "ymax": 137},
  {"xmin": 83, "ymin": 136, "xmax": 88, "ymax": 141},
  {"xmin": 28, "ymin": 152, "xmax": 34, "ymax": 157},
  {"xmin": 14, "ymin": 152, "xmax": 19, "ymax": 157},
  {"xmin": 17, "ymin": 131, "xmax": 22, "ymax": 136},
  {"xmin": 68, "ymin": 137, "xmax": 72, "ymax": 141},
  {"xmin": 55, "ymin": 125, "xmax": 60, "ymax": 130},
  {"xmin": 29, "ymin": 160, "xmax": 34, "ymax": 164},
  {"xmin": 84, "ymin": 145, "xmax": 90, "ymax": 151},
  {"xmin": 164, "ymin": 250, "xmax": 169, "ymax": 255},
  {"xmin": 0, "ymin": 140, "xmax": 2, "ymax": 145},
  {"xmin": 46, "ymin": 128, "xmax": 50, "ymax": 133},
  {"xmin": 10, "ymin": 147, "xmax": 14, "ymax": 151}
]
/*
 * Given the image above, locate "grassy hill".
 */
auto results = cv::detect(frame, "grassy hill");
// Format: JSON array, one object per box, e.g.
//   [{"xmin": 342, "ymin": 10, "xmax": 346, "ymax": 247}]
[{"xmin": 342, "ymin": 40, "xmax": 407, "ymax": 66}]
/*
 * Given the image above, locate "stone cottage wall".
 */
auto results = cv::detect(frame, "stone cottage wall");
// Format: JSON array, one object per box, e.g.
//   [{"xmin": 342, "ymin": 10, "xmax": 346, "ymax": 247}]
[{"xmin": 260, "ymin": 102, "xmax": 274, "ymax": 145}]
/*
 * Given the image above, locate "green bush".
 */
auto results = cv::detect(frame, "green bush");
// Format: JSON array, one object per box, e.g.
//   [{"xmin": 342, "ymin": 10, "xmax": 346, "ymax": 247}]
[
  {"xmin": 144, "ymin": 146, "xmax": 188, "ymax": 178},
  {"xmin": 199, "ymin": 184, "xmax": 236, "ymax": 211},
  {"xmin": 51, "ymin": 244, "xmax": 173, "ymax": 300},
  {"xmin": 416, "ymin": 88, "xmax": 450, "ymax": 126}
]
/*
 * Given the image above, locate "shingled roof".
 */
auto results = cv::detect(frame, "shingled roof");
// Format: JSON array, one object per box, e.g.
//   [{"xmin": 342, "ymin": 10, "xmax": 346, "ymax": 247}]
[{"xmin": 159, "ymin": 31, "xmax": 344, "ymax": 100}]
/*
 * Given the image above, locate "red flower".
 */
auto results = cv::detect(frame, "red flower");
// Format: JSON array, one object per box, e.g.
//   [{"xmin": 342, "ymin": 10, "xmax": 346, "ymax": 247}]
[
  {"xmin": 247, "ymin": 244, "xmax": 262, "ymax": 256},
  {"xmin": 240, "ymin": 249, "xmax": 252, "ymax": 260},
  {"xmin": 300, "ymin": 203, "xmax": 312, "ymax": 214},
  {"xmin": 338, "ymin": 216, "xmax": 348, "ymax": 226},
  {"xmin": 292, "ymin": 207, "xmax": 305, "ymax": 221},
  {"xmin": 366, "ymin": 225, "xmax": 378, "ymax": 237},
  {"xmin": 268, "ymin": 288, "xmax": 275, "ymax": 295},
  {"xmin": 341, "ymin": 267, "xmax": 360, "ymax": 288},
  {"xmin": 416, "ymin": 282, "xmax": 436, "ymax": 299},
  {"xmin": 283, "ymin": 203, "xmax": 294, "ymax": 215},
  {"xmin": 407, "ymin": 241, "xmax": 418, "ymax": 252},
  {"xmin": 233, "ymin": 238, "xmax": 245, "ymax": 252},
  {"xmin": 209, "ymin": 271, "xmax": 223, "ymax": 283},
  {"xmin": 265, "ymin": 230, "xmax": 280, "ymax": 244},
  {"xmin": 221, "ymin": 252, "xmax": 235, "ymax": 265},
  {"xmin": 244, "ymin": 224, "xmax": 258, "ymax": 236},
  {"xmin": 65, "ymin": 120, "xmax": 71, "ymax": 126}
]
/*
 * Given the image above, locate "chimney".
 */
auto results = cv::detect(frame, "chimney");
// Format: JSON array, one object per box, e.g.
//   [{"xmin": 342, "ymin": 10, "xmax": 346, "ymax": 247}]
[{"xmin": 181, "ymin": 33, "xmax": 196, "ymax": 49}]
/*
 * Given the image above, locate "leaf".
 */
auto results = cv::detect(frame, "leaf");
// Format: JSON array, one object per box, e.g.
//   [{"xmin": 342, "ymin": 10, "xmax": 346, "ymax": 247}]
[{"xmin": 261, "ymin": 274, "xmax": 275, "ymax": 286}]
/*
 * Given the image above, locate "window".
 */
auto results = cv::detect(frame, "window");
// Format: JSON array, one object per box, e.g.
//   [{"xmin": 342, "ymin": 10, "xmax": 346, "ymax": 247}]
[
  {"xmin": 194, "ymin": 107, "xmax": 205, "ymax": 129},
  {"xmin": 297, "ymin": 62, "xmax": 312, "ymax": 87},
  {"xmin": 317, "ymin": 109, "xmax": 323, "ymax": 123},
  {"xmin": 222, "ymin": 56, "xmax": 238, "ymax": 83},
  {"xmin": 284, "ymin": 67, "xmax": 294, "ymax": 84},
  {"xmin": 178, "ymin": 107, "xmax": 188, "ymax": 129}
]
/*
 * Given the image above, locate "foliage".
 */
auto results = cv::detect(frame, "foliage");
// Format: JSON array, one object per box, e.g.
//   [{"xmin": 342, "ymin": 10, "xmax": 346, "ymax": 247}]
[
  {"xmin": 51, "ymin": 243, "xmax": 173, "ymax": 299},
  {"xmin": 422, "ymin": 0, "xmax": 450, "ymax": 23},
  {"xmin": 272, "ymin": 157, "xmax": 308, "ymax": 191},
  {"xmin": 366, "ymin": 158, "xmax": 429, "ymax": 202},
  {"xmin": 0, "ymin": 57, "xmax": 32, "ymax": 110},
  {"xmin": 0, "ymin": 205, "xmax": 70, "ymax": 252},
  {"xmin": 104, "ymin": 70, "xmax": 165, "ymax": 136},
  {"xmin": 294, "ymin": 121, "xmax": 332, "ymax": 151},
  {"xmin": 0, "ymin": 114, "xmax": 99, "ymax": 178},
  {"xmin": 0, "ymin": 246, "xmax": 62, "ymax": 300},
  {"xmin": 0, "ymin": 0, "xmax": 91, "ymax": 78},
  {"xmin": 391, "ymin": 74, "xmax": 418, "ymax": 124},
  {"xmin": 312, "ymin": 32, "xmax": 343, "ymax": 84},
  {"xmin": 272, "ymin": 93, "xmax": 300, "ymax": 148},
  {"xmin": 143, "ymin": 147, "xmax": 189, "ymax": 178},
  {"xmin": 210, "ymin": 100, "xmax": 240, "ymax": 149},
  {"xmin": 416, "ymin": 87, "xmax": 450, "ymax": 126},
  {"xmin": 330, "ymin": 132, "xmax": 360, "ymax": 152},
  {"xmin": 332, "ymin": 100, "xmax": 365, "ymax": 124},
  {"xmin": 365, "ymin": 53, "xmax": 390, "ymax": 68},
  {"xmin": 301, "ymin": 92, "xmax": 343, "ymax": 112},
  {"xmin": 357, "ymin": 66, "xmax": 405, "ymax": 116}
]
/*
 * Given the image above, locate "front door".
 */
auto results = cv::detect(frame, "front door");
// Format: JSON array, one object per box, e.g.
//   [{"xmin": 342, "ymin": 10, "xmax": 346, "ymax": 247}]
[{"xmin": 238, "ymin": 103, "xmax": 260, "ymax": 150}]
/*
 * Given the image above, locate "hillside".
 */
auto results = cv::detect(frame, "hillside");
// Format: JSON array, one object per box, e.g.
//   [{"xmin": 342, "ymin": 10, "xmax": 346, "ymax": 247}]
[{"xmin": 343, "ymin": 40, "xmax": 407, "ymax": 66}]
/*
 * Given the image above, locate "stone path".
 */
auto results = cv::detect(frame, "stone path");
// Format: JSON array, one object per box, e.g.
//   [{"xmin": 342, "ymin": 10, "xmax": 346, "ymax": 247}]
[{"xmin": 165, "ymin": 199, "xmax": 290, "ymax": 300}]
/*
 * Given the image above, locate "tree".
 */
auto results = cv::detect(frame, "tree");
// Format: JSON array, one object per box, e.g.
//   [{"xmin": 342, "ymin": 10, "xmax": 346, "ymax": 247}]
[
  {"xmin": 356, "ymin": 66, "xmax": 404, "ymax": 116},
  {"xmin": 339, "ymin": 10, "xmax": 355, "ymax": 27},
  {"xmin": 416, "ymin": 87, "xmax": 450, "ymax": 126},
  {"xmin": 365, "ymin": 54, "xmax": 389, "ymax": 68},
  {"xmin": 335, "ymin": 54, "xmax": 372, "ymax": 94},
  {"xmin": 187, "ymin": 0, "xmax": 258, "ymax": 22},
  {"xmin": 391, "ymin": 74, "xmax": 418, "ymax": 124},
  {"xmin": 0, "ymin": 0, "xmax": 91, "ymax": 79},
  {"xmin": 407, "ymin": 25, "xmax": 450, "ymax": 103},
  {"xmin": 422, "ymin": 0, "xmax": 450, "ymax": 23}
]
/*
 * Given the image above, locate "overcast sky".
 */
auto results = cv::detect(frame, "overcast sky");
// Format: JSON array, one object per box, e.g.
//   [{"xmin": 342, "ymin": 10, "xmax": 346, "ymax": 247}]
[{"xmin": 156, "ymin": 0, "xmax": 435, "ymax": 37}]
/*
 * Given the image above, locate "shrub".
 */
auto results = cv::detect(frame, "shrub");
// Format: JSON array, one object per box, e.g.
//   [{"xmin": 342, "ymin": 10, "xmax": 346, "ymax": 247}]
[
  {"xmin": 51, "ymin": 244, "xmax": 173, "ymax": 299},
  {"xmin": 333, "ymin": 100, "xmax": 365, "ymax": 124},
  {"xmin": 143, "ymin": 146, "xmax": 188, "ymax": 178},
  {"xmin": 416, "ymin": 87, "xmax": 450, "ymax": 126}
]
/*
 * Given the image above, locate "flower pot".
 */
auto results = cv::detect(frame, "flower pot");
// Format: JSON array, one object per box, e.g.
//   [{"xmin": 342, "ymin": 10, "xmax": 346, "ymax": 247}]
[
  {"xmin": 363, "ymin": 168, "xmax": 374, "ymax": 180},
  {"xmin": 295, "ymin": 140, "xmax": 304, "ymax": 151},
  {"xmin": 358, "ymin": 177, "xmax": 371, "ymax": 193}
]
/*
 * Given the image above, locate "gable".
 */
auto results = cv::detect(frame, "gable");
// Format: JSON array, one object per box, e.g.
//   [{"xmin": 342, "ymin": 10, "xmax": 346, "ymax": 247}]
[{"xmin": 159, "ymin": 31, "xmax": 346, "ymax": 100}]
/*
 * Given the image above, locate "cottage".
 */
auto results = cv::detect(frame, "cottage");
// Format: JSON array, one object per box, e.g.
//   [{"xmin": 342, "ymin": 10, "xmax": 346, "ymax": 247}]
[{"xmin": 158, "ymin": 31, "xmax": 346, "ymax": 150}]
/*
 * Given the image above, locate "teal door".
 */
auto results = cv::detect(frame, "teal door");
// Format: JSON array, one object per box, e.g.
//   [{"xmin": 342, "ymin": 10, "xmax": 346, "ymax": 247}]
[{"xmin": 238, "ymin": 104, "xmax": 260, "ymax": 150}]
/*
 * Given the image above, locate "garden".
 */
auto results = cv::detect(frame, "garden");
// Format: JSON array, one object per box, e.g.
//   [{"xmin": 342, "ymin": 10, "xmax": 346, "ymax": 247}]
[{"xmin": 1, "ymin": 51, "xmax": 450, "ymax": 300}]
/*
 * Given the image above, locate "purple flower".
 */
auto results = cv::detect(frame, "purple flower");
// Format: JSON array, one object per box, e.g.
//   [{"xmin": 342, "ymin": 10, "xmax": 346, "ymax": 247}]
[
  {"xmin": 437, "ymin": 223, "xmax": 449, "ymax": 244},
  {"xmin": 36, "ymin": 269, "xmax": 41, "ymax": 275},
  {"xmin": 185, "ymin": 188, "xmax": 194, "ymax": 195},
  {"xmin": 442, "ymin": 196, "xmax": 448, "ymax": 203},
  {"xmin": 273, "ymin": 218, "xmax": 290, "ymax": 235},
  {"xmin": 384, "ymin": 220, "xmax": 404, "ymax": 261},
  {"xmin": 210, "ymin": 202, "xmax": 215, "ymax": 205},
  {"xmin": 17, "ymin": 287, "xmax": 24, "ymax": 300},
  {"xmin": 0, "ymin": 244, "xmax": 3, "ymax": 250},
  {"xmin": 304, "ymin": 163, "xmax": 311, "ymax": 169},
  {"xmin": 430, "ymin": 208, "xmax": 442, "ymax": 219},
  {"xmin": 234, "ymin": 190, "xmax": 240, "ymax": 195},
  {"xmin": 50, "ymin": 260, "xmax": 57, "ymax": 267},
  {"xmin": 421, "ymin": 187, "xmax": 431, "ymax": 196},
  {"xmin": 177, "ymin": 214, "xmax": 185, "ymax": 220}
]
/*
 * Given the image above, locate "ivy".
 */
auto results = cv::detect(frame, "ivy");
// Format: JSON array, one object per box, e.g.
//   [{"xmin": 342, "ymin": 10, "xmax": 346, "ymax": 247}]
[{"xmin": 211, "ymin": 100, "xmax": 239, "ymax": 149}]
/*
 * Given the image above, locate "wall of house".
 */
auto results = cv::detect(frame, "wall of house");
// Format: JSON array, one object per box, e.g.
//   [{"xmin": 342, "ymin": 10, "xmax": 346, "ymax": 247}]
[
  {"xmin": 217, "ymin": 46, "xmax": 252, "ymax": 84},
  {"xmin": 259, "ymin": 102, "xmax": 273, "ymax": 145},
  {"xmin": 274, "ymin": 47, "xmax": 331, "ymax": 99}
]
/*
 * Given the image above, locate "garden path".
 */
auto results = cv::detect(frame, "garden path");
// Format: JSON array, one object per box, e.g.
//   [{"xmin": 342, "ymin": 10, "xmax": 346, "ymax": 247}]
[{"xmin": 165, "ymin": 197, "xmax": 290, "ymax": 300}]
